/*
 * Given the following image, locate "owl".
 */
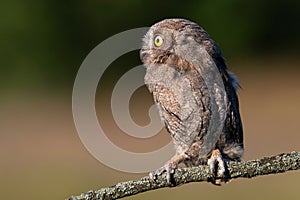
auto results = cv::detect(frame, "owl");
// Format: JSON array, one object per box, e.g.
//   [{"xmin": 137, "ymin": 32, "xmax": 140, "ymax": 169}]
[{"xmin": 140, "ymin": 18, "xmax": 243, "ymax": 184}]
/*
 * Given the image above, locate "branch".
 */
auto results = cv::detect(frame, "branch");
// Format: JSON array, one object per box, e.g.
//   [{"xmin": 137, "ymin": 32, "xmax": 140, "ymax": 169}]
[{"xmin": 68, "ymin": 151, "xmax": 300, "ymax": 200}]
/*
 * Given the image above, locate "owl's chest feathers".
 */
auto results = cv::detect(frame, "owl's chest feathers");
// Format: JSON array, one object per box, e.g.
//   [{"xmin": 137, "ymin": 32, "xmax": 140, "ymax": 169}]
[
  {"xmin": 145, "ymin": 63, "xmax": 211, "ymax": 149},
  {"xmin": 145, "ymin": 63, "xmax": 205, "ymax": 112}
]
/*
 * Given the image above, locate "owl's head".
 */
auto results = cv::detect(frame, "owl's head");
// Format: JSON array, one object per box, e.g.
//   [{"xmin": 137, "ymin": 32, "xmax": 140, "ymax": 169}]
[{"xmin": 140, "ymin": 18, "xmax": 214, "ymax": 66}]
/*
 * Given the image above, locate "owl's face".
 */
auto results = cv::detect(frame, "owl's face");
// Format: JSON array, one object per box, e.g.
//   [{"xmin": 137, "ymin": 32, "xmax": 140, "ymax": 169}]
[
  {"xmin": 140, "ymin": 19, "xmax": 200, "ymax": 64},
  {"xmin": 140, "ymin": 23, "xmax": 175, "ymax": 65},
  {"xmin": 140, "ymin": 18, "xmax": 212, "ymax": 66}
]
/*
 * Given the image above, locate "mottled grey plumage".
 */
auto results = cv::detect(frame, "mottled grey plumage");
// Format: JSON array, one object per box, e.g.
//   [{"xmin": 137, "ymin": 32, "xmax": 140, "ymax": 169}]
[{"xmin": 140, "ymin": 18, "xmax": 243, "ymax": 184}]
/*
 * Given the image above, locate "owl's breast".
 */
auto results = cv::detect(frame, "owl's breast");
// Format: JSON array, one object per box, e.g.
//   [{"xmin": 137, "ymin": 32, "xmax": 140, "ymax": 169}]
[
  {"xmin": 144, "ymin": 63, "xmax": 199, "ymax": 117},
  {"xmin": 144, "ymin": 63, "xmax": 211, "ymax": 152}
]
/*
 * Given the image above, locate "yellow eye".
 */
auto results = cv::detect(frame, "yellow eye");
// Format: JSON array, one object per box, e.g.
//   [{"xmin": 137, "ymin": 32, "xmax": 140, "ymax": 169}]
[{"xmin": 154, "ymin": 35, "xmax": 163, "ymax": 47}]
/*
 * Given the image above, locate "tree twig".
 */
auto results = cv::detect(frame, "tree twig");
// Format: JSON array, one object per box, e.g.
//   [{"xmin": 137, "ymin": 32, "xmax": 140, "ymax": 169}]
[{"xmin": 68, "ymin": 151, "xmax": 300, "ymax": 200}]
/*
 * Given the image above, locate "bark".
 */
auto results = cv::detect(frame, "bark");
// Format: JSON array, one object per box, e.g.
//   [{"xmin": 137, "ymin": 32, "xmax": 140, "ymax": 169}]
[{"xmin": 68, "ymin": 151, "xmax": 300, "ymax": 200}]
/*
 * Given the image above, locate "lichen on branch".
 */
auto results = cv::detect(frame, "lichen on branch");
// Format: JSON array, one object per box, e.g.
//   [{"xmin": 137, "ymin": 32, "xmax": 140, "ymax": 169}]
[{"xmin": 68, "ymin": 151, "xmax": 300, "ymax": 200}]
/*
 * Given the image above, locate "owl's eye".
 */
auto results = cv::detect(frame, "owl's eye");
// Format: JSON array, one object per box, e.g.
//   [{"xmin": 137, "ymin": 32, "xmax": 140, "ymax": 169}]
[{"xmin": 154, "ymin": 35, "xmax": 164, "ymax": 47}]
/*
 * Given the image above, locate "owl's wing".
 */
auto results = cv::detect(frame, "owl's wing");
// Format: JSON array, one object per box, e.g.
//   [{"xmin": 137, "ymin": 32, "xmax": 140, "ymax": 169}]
[
  {"xmin": 189, "ymin": 72, "xmax": 214, "ymax": 158},
  {"xmin": 211, "ymin": 46, "xmax": 244, "ymax": 149},
  {"xmin": 220, "ymin": 70, "xmax": 244, "ymax": 148},
  {"xmin": 146, "ymin": 54, "xmax": 217, "ymax": 153},
  {"xmin": 150, "ymin": 82, "xmax": 202, "ymax": 153}
]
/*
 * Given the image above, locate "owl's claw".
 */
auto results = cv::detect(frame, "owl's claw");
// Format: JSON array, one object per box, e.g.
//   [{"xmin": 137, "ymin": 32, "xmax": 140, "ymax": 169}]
[
  {"xmin": 149, "ymin": 162, "xmax": 177, "ymax": 185},
  {"xmin": 150, "ymin": 153, "xmax": 188, "ymax": 185},
  {"xmin": 207, "ymin": 149, "xmax": 228, "ymax": 185}
]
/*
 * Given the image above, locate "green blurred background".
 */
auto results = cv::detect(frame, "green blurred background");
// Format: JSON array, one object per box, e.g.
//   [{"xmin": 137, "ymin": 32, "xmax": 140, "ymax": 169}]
[{"xmin": 1, "ymin": 0, "xmax": 300, "ymax": 199}]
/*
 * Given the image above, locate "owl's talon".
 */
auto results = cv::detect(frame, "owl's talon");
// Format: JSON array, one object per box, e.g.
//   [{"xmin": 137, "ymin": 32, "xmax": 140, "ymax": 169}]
[
  {"xmin": 149, "ymin": 162, "xmax": 177, "ymax": 185},
  {"xmin": 149, "ymin": 170, "xmax": 158, "ymax": 182},
  {"xmin": 149, "ymin": 167, "xmax": 164, "ymax": 182},
  {"xmin": 165, "ymin": 165, "xmax": 176, "ymax": 184},
  {"xmin": 207, "ymin": 149, "xmax": 228, "ymax": 184}
]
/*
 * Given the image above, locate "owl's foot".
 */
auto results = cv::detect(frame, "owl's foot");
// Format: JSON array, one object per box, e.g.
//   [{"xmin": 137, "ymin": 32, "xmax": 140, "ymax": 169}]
[
  {"xmin": 207, "ymin": 149, "xmax": 228, "ymax": 185},
  {"xmin": 149, "ymin": 153, "xmax": 188, "ymax": 185},
  {"xmin": 149, "ymin": 161, "xmax": 177, "ymax": 185}
]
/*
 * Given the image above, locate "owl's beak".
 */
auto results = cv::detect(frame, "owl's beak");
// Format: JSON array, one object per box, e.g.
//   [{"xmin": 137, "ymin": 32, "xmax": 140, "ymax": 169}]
[{"xmin": 140, "ymin": 49, "xmax": 148, "ymax": 63}]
